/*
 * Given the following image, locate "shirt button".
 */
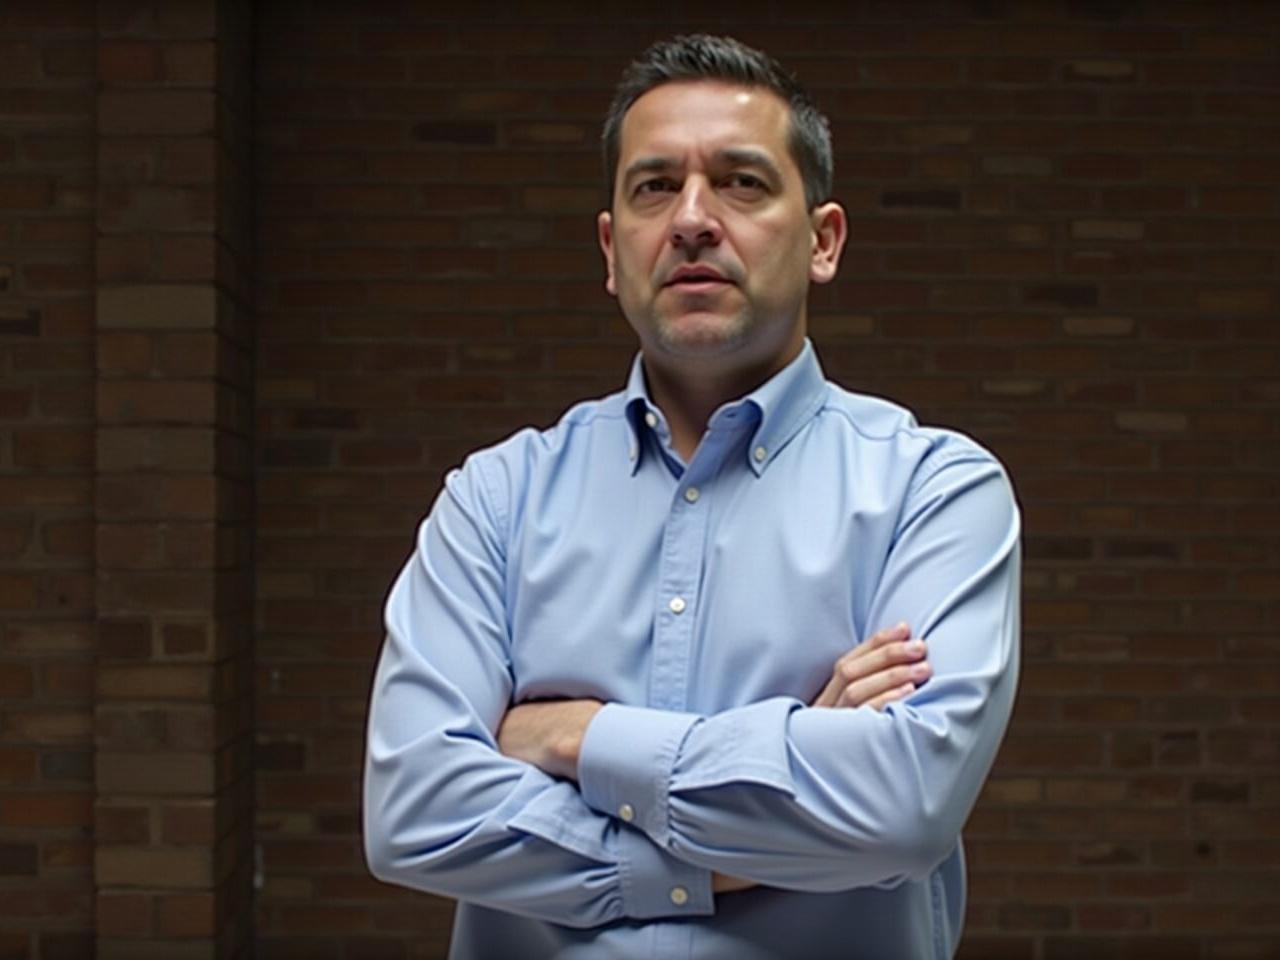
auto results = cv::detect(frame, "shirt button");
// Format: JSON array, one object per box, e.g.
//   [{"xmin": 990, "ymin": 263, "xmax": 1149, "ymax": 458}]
[
  {"xmin": 684, "ymin": 487, "xmax": 700, "ymax": 503},
  {"xmin": 644, "ymin": 411, "xmax": 658, "ymax": 428},
  {"xmin": 618, "ymin": 803, "xmax": 635, "ymax": 823},
  {"xmin": 669, "ymin": 596, "xmax": 686, "ymax": 614},
  {"xmin": 670, "ymin": 886, "xmax": 689, "ymax": 906},
  {"xmin": 628, "ymin": 447, "xmax": 637, "ymax": 461},
  {"xmin": 753, "ymin": 446, "xmax": 767, "ymax": 462}
]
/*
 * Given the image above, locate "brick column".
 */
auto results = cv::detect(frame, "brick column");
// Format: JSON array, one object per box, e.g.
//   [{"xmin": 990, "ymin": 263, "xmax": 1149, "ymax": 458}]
[{"xmin": 92, "ymin": 2, "xmax": 254, "ymax": 957}]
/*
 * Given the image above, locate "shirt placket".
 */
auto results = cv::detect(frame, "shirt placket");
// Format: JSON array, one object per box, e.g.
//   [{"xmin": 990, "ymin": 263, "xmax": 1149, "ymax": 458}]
[{"xmin": 648, "ymin": 432, "xmax": 734, "ymax": 713}]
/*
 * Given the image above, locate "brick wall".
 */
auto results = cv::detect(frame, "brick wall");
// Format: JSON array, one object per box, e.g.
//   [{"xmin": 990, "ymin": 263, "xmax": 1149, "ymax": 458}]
[
  {"xmin": 0, "ymin": 3, "xmax": 97, "ymax": 957},
  {"xmin": 1, "ymin": 1, "xmax": 1277, "ymax": 958},
  {"xmin": 254, "ymin": 4, "xmax": 1278, "ymax": 958},
  {"xmin": 93, "ymin": 0, "xmax": 256, "ymax": 958}
]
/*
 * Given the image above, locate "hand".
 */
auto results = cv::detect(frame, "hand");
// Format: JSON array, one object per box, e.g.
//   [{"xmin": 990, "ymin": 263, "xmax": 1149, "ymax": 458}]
[
  {"xmin": 496, "ymin": 699, "xmax": 602, "ymax": 781},
  {"xmin": 714, "ymin": 625, "xmax": 927, "ymax": 898},
  {"xmin": 811, "ymin": 622, "xmax": 929, "ymax": 710},
  {"xmin": 713, "ymin": 872, "xmax": 757, "ymax": 894}
]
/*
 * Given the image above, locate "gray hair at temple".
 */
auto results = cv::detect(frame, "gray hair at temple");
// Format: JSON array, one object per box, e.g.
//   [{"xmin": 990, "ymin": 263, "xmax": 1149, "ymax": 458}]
[{"xmin": 601, "ymin": 34, "xmax": 835, "ymax": 211}]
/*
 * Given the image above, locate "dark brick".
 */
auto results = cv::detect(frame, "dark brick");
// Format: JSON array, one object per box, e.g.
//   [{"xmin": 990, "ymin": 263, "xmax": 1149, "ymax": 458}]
[
  {"xmin": 412, "ymin": 121, "xmax": 497, "ymax": 145},
  {"xmin": 1023, "ymin": 284, "xmax": 1099, "ymax": 309},
  {"xmin": 0, "ymin": 843, "xmax": 38, "ymax": 876},
  {"xmin": 1190, "ymin": 780, "xmax": 1250, "ymax": 804},
  {"xmin": 40, "ymin": 750, "xmax": 92, "ymax": 783},
  {"xmin": 0, "ymin": 307, "xmax": 41, "ymax": 337},
  {"xmin": 880, "ymin": 189, "xmax": 962, "ymax": 210}
]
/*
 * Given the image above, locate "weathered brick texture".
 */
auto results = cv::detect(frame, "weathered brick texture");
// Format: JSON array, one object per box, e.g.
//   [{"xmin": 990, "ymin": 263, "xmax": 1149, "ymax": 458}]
[
  {"xmin": 0, "ymin": 3, "xmax": 97, "ymax": 958},
  {"xmin": 254, "ymin": 4, "xmax": 1278, "ymax": 958},
  {"xmin": 92, "ymin": 0, "xmax": 255, "ymax": 958},
  {"xmin": 2, "ymin": 0, "xmax": 1278, "ymax": 957}
]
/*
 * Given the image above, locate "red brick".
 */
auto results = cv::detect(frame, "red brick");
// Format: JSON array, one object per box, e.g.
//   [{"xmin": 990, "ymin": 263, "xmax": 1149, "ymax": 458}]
[
  {"xmin": 0, "ymin": 178, "xmax": 54, "ymax": 210},
  {"xmin": 162, "ymin": 42, "xmax": 216, "ymax": 85},
  {"xmin": 0, "ymin": 791, "xmax": 92, "ymax": 829},
  {"xmin": 40, "ymin": 662, "xmax": 93, "ymax": 698},
  {"xmin": 13, "ymin": 429, "xmax": 93, "ymax": 470},
  {"xmin": 96, "ymin": 380, "xmax": 217, "ymax": 425},
  {"xmin": 159, "ymin": 799, "xmax": 217, "ymax": 845},
  {"xmin": 98, "ymin": 331, "xmax": 154, "ymax": 374},
  {"xmin": 95, "ymin": 804, "xmax": 152, "ymax": 845},
  {"xmin": 95, "ymin": 892, "xmax": 152, "ymax": 938},
  {"xmin": 155, "ymin": 892, "xmax": 216, "ymax": 938},
  {"xmin": 98, "ymin": 42, "xmax": 162, "ymax": 84},
  {"xmin": 98, "ymin": 90, "xmax": 216, "ymax": 136}
]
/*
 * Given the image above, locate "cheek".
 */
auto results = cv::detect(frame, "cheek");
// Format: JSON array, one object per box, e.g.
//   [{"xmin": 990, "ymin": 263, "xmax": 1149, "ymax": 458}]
[
  {"xmin": 748, "ymin": 230, "xmax": 809, "ymax": 285},
  {"xmin": 613, "ymin": 230, "xmax": 661, "ymax": 284}
]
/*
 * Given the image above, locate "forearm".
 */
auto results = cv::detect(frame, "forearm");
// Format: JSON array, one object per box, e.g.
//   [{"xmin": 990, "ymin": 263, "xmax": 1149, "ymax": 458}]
[
  {"xmin": 367, "ymin": 458, "xmax": 715, "ymax": 927},
  {"xmin": 577, "ymin": 466, "xmax": 1022, "ymax": 891},
  {"xmin": 364, "ymin": 647, "xmax": 714, "ymax": 926},
  {"xmin": 579, "ymin": 665, "xmax": 1013, "ymax": 891},
  {"xmin": 500, "ymin": 624, "xmax": 943, "ymax": 893}
]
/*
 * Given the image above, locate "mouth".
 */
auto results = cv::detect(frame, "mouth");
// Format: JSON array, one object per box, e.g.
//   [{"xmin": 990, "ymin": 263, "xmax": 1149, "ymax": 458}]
[{"xmin": 663, "ymin": 267, "xmax": 734, "ymax": 290}]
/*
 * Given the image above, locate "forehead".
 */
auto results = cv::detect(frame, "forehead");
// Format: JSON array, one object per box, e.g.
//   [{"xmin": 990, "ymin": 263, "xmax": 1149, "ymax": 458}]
[{"xmin": 618, "ymin": 80, "xmax": 793, "ymax": 164}]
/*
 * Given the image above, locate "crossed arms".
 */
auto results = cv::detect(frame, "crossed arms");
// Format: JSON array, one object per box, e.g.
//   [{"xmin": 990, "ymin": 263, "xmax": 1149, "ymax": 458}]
[
  {"xmin": 498, "ymin": 621, "xmax": 936, "ymax": 894},
  {"xmin": 363, "ymin": 450, "xmax": 1020, "ymax": 927}
]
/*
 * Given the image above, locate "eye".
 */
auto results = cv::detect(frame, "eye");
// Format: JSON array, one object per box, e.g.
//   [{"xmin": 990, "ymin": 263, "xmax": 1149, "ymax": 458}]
[
  {"xmin": 634, "ymin": 177, "xmax": 678, "ymax": 196},
  {"xmin": 722, "ymin": 172, "xmax": 768, "ymax": 195}
]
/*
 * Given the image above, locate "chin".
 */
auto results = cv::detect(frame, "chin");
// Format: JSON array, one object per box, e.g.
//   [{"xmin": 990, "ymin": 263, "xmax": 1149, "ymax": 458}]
[{"xmin": 653, "ymin": 313, "xmax": 752, "ymax": 357}]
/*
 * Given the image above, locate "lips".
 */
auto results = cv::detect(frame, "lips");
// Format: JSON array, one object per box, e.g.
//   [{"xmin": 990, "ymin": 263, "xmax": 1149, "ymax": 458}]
[{"xmin": 663, "ymin": 265, "xmax": 732, "ymax": 287}]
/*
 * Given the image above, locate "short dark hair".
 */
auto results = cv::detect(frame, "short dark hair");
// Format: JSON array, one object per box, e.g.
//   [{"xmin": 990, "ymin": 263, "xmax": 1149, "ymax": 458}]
[{"xmin": 602, "ymin": 34, "xmax": 833, "ymax": 210}]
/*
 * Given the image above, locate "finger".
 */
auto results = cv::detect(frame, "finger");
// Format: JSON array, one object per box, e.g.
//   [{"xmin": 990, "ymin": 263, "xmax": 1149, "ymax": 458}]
[
  {"xmin": 845, "ymin": 622, "xmax": 911, "ymax": 662},
  {"xmin": 834, "ymin": 639, "xmax": 926, "ymax": 689},
  {"xmin": 814, "ymin": 635, "xmax": 923, "ymax": 708},
  {"xmin": 865, "ymin": 682, "xmax": 917, "ymax": 712},
  {"xmin": 855, "ymin": 638, "xmax": 927, "ymax": 674},
  {"xmin": 836, "ymin": 659, "xmax": 932, "ymax": 709}
]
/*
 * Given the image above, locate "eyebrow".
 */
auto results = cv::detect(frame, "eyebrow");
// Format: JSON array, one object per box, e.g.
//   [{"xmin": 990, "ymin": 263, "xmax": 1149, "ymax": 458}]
[
  {"xmin": 622, "ymin": 148, "xmax": 784, "ymax": 186},
  {"xmin": 622, "ymin": 156, "xmax": 678, "ymax": 182}
]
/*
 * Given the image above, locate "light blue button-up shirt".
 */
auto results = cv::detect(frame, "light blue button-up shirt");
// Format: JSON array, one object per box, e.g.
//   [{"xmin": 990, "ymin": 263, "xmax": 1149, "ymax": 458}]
[{"xmin": 364, "ymin": 340, "xmax": 1021, "ymax": 960}]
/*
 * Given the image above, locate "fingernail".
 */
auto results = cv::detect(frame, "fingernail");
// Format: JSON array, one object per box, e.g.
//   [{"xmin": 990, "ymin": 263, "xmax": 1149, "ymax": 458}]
[
  {"xmin": 907, "ymin": 640, "xmax": 926, "ymax": 654},
  {"xmin": 910, "ymin": 662, "xmax": 932, "ymax": 680}
]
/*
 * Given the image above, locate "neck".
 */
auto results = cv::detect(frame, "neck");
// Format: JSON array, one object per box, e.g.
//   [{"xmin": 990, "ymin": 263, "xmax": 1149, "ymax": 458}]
[{"xmin": 643, "ymin": 338, "xmax": 804, "ymax": 462}]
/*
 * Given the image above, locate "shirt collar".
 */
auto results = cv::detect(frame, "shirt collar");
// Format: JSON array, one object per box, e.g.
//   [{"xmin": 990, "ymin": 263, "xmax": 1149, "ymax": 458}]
[{"xmin": 623, "ymin": 339, "xmax": 828, "ymax": 477}]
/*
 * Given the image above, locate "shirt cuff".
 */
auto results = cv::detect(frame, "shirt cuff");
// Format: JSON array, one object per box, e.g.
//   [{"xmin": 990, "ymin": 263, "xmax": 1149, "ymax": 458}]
[
  {"xmin": 578, "ymin": 702, "xmax": 699, "ymax": 847},
  {"xmin": 616, "ymin": 826, "xmax": 714, "ymax": 920}
]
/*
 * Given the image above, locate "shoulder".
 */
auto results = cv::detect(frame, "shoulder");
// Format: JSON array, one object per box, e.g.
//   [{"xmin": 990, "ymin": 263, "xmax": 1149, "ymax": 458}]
[
  {"xmin": 815, "ymin": 380, "xmax": 1009, "ymax": 492},
  {"xmin": 463, "ymin": 388, "xmax": 627, "ymax": 477},
  {"xmin": 440, "ymin": 388, "xmax": 628, "ymax": 523}
]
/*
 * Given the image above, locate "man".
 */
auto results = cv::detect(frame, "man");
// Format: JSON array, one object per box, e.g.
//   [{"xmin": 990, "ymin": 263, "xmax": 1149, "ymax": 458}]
[{"xmin": 364, "ymin": 34, "xmax": 1020, "ymax": 960}]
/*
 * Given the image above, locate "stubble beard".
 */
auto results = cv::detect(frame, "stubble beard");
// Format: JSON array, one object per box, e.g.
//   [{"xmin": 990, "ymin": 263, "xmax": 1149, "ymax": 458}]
[{"xmin": 650, "ymin": 304, "xmax": 753, "ymax": 358}]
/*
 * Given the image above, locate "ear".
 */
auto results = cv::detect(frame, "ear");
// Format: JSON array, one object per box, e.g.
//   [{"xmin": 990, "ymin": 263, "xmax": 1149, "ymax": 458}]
[
  {"xmin": 597, "ymin": 210, "xmax": 618, "ymax": 297},
  {"xmin": 809, "ymin": 201, "xmax": 847, "ymax": 285}
]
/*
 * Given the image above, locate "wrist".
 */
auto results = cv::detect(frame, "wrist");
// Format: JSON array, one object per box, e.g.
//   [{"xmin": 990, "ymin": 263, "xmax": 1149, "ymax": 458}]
[{"xmin": 555, "ymin": 700, "xmax": 602, "ymax": 779}]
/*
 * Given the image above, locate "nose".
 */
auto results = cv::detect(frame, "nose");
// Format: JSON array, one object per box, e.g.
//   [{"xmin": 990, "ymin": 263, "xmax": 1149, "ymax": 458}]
[{"xmin": 669, "ymin": 178, "xmax": 722, "ymax": 251}]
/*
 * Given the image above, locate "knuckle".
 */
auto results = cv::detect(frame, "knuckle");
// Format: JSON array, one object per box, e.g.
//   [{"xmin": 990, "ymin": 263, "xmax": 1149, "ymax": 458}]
[{"xmin": 872, "ymin": 649, "xmax": 901, "ymax": 672}]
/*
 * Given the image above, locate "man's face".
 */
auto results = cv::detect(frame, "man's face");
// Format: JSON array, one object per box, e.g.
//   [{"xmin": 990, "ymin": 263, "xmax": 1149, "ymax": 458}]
[{"xmin": 598, "ymin": 80, "xmax": 844, "ymax": 378}]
